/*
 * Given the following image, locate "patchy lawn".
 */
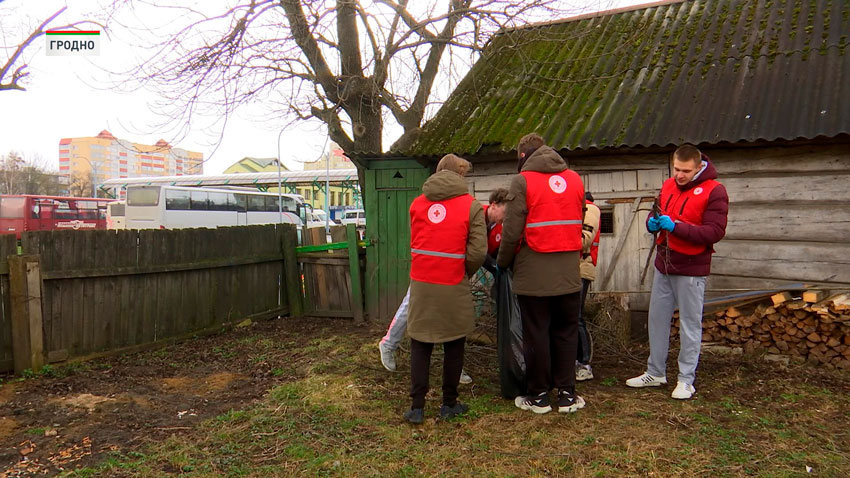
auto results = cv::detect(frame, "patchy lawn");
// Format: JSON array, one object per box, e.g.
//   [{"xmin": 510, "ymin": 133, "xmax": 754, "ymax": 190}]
[{"xmin": 1, "ymin": 316, "xmax": 848, "ymax": 477}]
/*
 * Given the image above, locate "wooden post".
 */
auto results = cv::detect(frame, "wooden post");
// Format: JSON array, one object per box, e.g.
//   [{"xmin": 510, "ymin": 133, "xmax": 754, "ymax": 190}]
[
  {"xmin": 9, "ymin": 255, "xmax": 44, "ymax": 374},
  {"xmin": 346, "ymin": 223, "xmax": 365, "ymax": 323},
  {"xmin": 281, "ymin": 225, "xmax": 304, "ymax": 318}
]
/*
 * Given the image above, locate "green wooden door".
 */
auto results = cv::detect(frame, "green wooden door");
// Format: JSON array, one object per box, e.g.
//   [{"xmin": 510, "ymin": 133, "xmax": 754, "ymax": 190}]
[{"xmin": 364, "ymin": 160, "xmax": 429, "ymax": 322}]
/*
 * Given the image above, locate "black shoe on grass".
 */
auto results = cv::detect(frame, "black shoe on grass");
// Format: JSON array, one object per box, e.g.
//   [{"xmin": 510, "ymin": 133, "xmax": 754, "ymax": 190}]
[
  {"xmin": 404, "ymin": 408, "xmax": 424, "ymax": 424},
  {"xmin": 440, "ymin": 402, "xmax": 469, "ymax": 419}
]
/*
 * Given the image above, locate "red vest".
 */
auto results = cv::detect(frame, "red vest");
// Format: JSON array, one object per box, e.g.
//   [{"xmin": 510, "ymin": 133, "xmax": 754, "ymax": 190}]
[
  {"xmin": 483, "ymin": 205, "xmax": 503, "ymax": 256},
  {"xmin": 586, "ymin": 201, "xmax": 601, "ymax": 266},
  {"xmin": 409, "ymin": 193, "xmax": 475, "ymax": 285},
  {"xmin": 521, "ymin": 170, "xmax": 584, "ymax": 253},
  {"xmin": 657, "ymin": 177, "xmax": 721, "ymax": 255},
  {"xmin": 488, "ymin": 222, "xmax": 503, "ymax": 256}
]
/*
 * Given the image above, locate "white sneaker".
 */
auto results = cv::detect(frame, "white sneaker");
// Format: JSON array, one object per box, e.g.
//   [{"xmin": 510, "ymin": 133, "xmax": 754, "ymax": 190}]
[
  {"xmin": 671, "ymin": 382, "xmax": 695, "ymax": 399},
  {"xmin": 459, "ymin": 369, "xmax": 473, "ymax": 384},
  {"xmin": 378, "ymin": 342, "xmax": 396, "ymax": 372},
  {"xmin": 557, "ymin": 390, "xmax": 586, "ymax": 413},
  {"xmin": 576, "ymin": 364, "xmax": 594, "ymax": 382},
  {"xmin": 514, "ymin": 392, "xmax": 552, "ymax": 414},
  {"xmin": 626, "ymin": 372, "xmax": 667, "ymax": 388}
]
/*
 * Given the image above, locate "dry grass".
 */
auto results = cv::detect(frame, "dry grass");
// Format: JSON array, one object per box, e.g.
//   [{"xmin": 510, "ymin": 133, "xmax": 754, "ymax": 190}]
[{"xmin": 53, "ymin": 315, "xmax": 850, "ymax": 478}]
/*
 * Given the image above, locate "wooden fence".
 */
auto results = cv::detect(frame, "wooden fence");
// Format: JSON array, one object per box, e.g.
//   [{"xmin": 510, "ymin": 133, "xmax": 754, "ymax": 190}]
[
  {"xmin": 0, "ymin": 234, "xmax": 16, "ymax": 371},
  {"xmin": 0, "ymin": 223, "xmax": 366, "ymax": 374}
]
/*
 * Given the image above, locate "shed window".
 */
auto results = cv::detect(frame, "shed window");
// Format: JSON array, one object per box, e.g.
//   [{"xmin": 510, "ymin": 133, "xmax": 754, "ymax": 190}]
[{"xmin": 599, "ymin": 207, "xmax": 614, "ymax": 234}]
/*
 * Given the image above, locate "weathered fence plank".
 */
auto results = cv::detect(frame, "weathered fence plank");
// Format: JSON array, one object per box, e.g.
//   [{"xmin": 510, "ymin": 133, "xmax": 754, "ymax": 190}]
[
  {"xmin": 0, "ymin": 234, "xmax": 19, "ymax": 371},
  {"xmin": 9, "ymin": 255, "xmax": 45, "ymax": 373},
  {"xmin": 347, "ymin": 224, "xmax": 365, "ymax": 323},
  {"xmin": 282, "ymin": 225, "xmax": 303, "ymax": 318}
]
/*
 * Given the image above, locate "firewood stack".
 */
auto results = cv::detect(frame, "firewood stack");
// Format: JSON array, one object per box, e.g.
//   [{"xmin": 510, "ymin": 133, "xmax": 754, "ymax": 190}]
[{"xmin": 670, "ymin": 291, "xmax": 850, "ymax": 369}]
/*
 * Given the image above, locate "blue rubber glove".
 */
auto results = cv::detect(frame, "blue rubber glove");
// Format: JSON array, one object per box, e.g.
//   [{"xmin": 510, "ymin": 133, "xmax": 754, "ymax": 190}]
[
  {"xmin": 647, "ymin": 216, "xmax": 661, "ymax": 232},
  {"xmin": 658, "ymin": 215, "xmax": 676, "ymax": 232}
]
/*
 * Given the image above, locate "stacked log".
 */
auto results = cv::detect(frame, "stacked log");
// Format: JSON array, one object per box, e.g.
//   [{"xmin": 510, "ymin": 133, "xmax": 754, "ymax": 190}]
[{"xmin": 671, "ymin": 292, "xmax": 850, "ymax": 369}]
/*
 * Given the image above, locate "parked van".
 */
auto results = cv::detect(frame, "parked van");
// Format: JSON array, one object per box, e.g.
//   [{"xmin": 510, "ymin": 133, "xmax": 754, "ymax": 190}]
[
  {"xmin": 307, "ymin": 209, "xmax": 330, "ymax": 229},
  {"xmin": 106, "ymin": 200, "xmax": 126, "ymax": 230},
  {"xmin": 340, "ymin": 208, "xmax": 366, "ymax": 227}
]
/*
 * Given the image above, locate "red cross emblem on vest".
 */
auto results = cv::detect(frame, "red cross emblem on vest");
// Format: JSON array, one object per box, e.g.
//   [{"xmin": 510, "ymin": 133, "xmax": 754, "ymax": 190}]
[
  {"xmin": 428, "ymin": 203, "xmax": 447, "ymax": 223},
  {"xmin": 549, "ymin": 175, "xmax": 567, "ymax": 194}
]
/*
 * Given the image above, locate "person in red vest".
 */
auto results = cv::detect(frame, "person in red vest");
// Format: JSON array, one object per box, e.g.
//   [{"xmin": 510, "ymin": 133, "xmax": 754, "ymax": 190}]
[
  {"xmin": 377, "ymin": 188, "xmax": 506, "ymax": 384},
  {"xmin": 576, "ymin": 191, "xmax": 601, "ymax": 381},
  {"xmin": 403, "ymin": 154, "xmax": 487, "ymax": 424},
  {"xmin": 482, "ymin": 187, "xmax": 508, "ymax": 273},
  {"xmin": 497, "ymin": 133, "xmax": 586, "ymax": 414},
  {"xmin": 627, "ymin": 144, "xmax": 728, "ymax": 399}
]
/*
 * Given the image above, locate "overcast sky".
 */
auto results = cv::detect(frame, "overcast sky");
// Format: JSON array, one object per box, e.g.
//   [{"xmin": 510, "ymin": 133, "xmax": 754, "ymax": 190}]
[{"xmin": 0, "ymin": 0, "xmax": 645, "ymax": 175}]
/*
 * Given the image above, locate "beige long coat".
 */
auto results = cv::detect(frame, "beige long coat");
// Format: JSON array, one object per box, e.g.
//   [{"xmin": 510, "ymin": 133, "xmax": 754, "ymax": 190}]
[
  {"xmin": 407, "ymin": 171, "xmax": 487, "ymax": 343},
  {"xmin": 580, "ymin": 201, "xmax": 601, "ymax": 281}
]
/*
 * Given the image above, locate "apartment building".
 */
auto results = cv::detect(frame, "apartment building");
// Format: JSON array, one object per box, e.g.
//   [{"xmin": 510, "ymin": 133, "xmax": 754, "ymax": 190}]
[{"xmin": 58, "ymin": 130, "xmax": 203, "ymax": 196}]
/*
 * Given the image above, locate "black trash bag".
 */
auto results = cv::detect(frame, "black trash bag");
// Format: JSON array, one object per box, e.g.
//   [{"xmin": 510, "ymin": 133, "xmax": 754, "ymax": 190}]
[{"xmin": 495, "ymin": 269, "xmax": 526, "ymax": 399}]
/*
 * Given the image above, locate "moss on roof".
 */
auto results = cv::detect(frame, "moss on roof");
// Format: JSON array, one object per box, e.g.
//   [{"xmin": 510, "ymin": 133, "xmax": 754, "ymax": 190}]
[{"xmin": 403, "ymin": 0, "xmax": 850, "ymax": 156}]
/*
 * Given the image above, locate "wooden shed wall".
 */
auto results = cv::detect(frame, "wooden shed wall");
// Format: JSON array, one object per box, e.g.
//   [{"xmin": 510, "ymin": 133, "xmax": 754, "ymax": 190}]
[
  {"xmin": 465, "ymin": 141, "xmax": 850, "ymax": 310},
  {"xmin": 707, "ymin": 143, "xmax": 850, "ymax": 292}
]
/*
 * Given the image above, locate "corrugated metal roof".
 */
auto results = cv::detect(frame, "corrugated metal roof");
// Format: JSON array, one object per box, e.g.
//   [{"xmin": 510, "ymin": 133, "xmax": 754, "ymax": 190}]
[
  {"xmin": 100, "ymin": 169, "xmax": 360, "ymax": 188},
  {"xmin": 404, "ymin": 0, "xmax": 850, "ymax": 156}
]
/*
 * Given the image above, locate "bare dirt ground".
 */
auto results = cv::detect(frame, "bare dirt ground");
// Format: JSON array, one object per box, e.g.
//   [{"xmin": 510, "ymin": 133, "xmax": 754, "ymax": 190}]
[{"xmin": 1, "ymin": 318, "xmax": 330, "ymax": 477}]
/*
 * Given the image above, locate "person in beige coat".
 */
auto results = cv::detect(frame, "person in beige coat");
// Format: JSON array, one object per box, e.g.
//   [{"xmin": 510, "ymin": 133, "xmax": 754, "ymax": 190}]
[
  {"xmin": 404, "ymin": 154, "xmax": 487, "ymax": 424},
  {"xmin": 577, "ymin": 192, "xmax": 601, "ymax": 381}
]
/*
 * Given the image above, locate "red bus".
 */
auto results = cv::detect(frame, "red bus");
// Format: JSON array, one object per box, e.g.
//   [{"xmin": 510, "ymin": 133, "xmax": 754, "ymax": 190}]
[{"xmin": 0, "ymin": 195, "xmax": 114, "ymax": 239}]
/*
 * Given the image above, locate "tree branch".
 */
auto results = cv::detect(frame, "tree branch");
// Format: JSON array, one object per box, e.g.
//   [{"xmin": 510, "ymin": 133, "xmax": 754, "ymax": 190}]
[
  {"xmin": 400, "ymin": 0, "xmax": 470, "ymax": 129},
  {"xmin": 0, "ymin": 7, "xmax": 66, "ymax": 92},
  {"xmin": 352, "ymin": 5, "xmax": 382, "ymax": 84},
  {"xmin": 337, "ymin": 0, "xmax": 362, "ymax": 78},
  {"xmin": 279, "ymin": 0, "xmax": 340, "ymax": 104},
  {"xmin": 376, "ymin": 0, "xmax": 436, "ymax": 41},
  {"xmin": 310, "ymin": 105, "xmax": 354, "ymax": 152}
]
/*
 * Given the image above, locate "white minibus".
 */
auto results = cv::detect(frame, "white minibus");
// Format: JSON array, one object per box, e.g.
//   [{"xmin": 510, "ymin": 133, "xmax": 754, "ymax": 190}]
[{"xmin": 124, "ymin": 185, "xmax": 309, "ymax": 229}]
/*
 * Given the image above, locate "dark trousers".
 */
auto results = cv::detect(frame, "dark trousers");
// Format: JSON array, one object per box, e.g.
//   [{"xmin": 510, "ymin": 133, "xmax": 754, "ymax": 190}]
[
  {"xmin": 517, "ymin": 292, "xmax": 581, "ymax": 395},
  {"xmin": 410, "ymin": 337, "xmax": 466, "ymax": 409},
  {"xmin": 577, "ymin": 278, "xmax": 592, "ymax": 364}
]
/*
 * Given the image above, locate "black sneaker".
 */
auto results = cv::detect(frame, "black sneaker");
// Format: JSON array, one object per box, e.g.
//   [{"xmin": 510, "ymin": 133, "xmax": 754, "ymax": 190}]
[
  {"xmin": 404, "ymin": 408, "xmax": 424, "ymax": 424},
  {"xmin": 440, "ymin": 402, "xmax": 469, "ymax": 419},
  {"xmin": 514, "ymin": 392, "xmax": 552, "ymax": 414},
  {"xmin": 557, "ymin": 390, "xmax": 586, "ymax": 413}
]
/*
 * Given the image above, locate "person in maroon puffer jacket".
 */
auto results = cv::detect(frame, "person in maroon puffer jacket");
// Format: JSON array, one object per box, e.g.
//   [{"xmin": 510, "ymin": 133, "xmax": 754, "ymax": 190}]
[{"xmin": 627, "ymin": 144, "xmax": 729, "ymax": 400}]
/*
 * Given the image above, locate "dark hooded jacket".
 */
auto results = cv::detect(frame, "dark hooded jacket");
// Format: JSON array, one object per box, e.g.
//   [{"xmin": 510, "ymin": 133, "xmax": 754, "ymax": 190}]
[
  {"xmin": 652, "ymin": 155, "xmax": 729, "ymax": 276},
  {"xmin": 496, "ymin": 146, "xmax": 584, "ymax": 296},
  {"xmin": 407, "ymin": 170, "xmax": 487, "ymax": 343}
]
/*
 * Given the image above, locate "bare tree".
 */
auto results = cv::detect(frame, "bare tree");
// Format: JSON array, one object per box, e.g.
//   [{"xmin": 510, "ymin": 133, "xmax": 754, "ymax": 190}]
[
  {"xmin": 109, "ymin": 0, "xmax": 577, "ymax": 161},
  {"xmin": 0, "ymin": 3, "xmax": 98, "ymax": 92},
  {"xmin": 0, "ymin": 151, "xmax": 65, "ymax": 195},
  {"xmin": 0, "ymin": 150, "xmax": 24, "ymax": 193},
  {"xmin": 68, "ymin": 170, "xmax": 94, "ymax": 198}
]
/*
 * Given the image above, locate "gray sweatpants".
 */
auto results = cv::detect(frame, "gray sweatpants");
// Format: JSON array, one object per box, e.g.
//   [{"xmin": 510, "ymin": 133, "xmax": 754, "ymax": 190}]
[
  {"xmin": 380, "ymin": 286, "xmax": 411, "ymax": 351},
  {"xmin": 646, "ymin": 269, "xmax": 706, "ymax": 385}
]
